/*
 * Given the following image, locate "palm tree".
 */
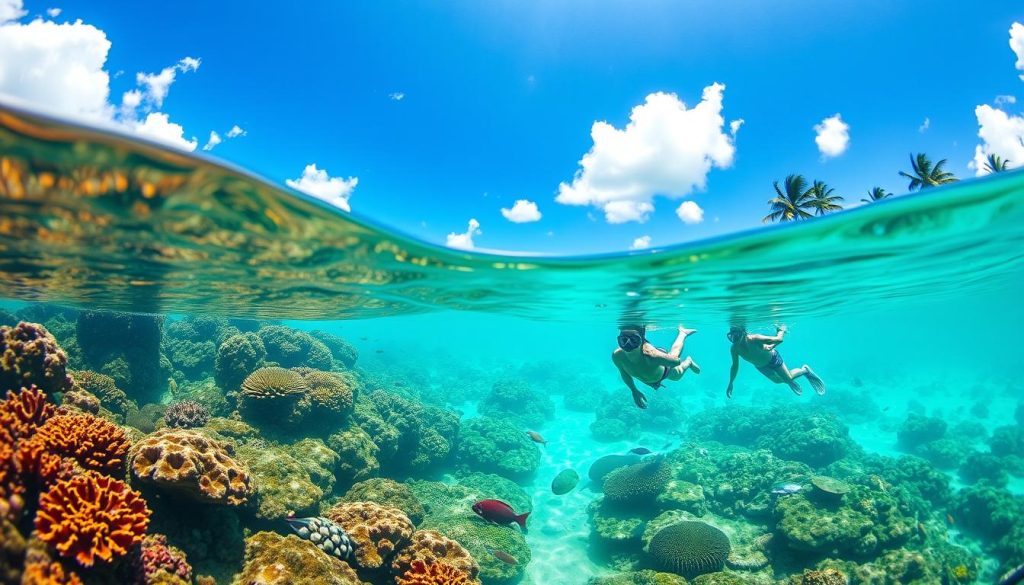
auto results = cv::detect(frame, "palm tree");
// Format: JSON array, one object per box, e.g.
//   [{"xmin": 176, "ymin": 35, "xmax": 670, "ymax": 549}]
[
  {"xmin": 763, "ymin": 174, "xmax": 816, "ymax": 223},
  {"xmin": 983, "ymin": 153, "xmax": 1010, "ymax": 173},
  {"xmin": 861, "ymin": 187, "xmax": 891, "ymax": 203},
  {"xmin": 899, "ymin": 153, "xmax": 958, "ymax": 191},
  {"xmin": 806, "ymin": 181, "xmax": 844, "ymax": 216}
]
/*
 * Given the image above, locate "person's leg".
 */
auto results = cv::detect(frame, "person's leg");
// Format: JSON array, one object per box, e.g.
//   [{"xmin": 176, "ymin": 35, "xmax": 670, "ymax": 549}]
[
  {"xmin": 666, "ymin": 357, "xmax": 701, "ymax": 381},
  {"xmin": 773, "ymin": 362, "xmax": 804, "ymax": 396},
  {"xmin": 668, "ymin": 325, "xmax": 698, "ymax": 359}
]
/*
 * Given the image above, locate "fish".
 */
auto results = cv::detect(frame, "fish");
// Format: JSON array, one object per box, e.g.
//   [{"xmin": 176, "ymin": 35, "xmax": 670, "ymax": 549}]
[
  {"xmin": 285, "ymin": 515, "xmax": 354, "ymax": 561},
  {"xmin": 771, "ymin": 482, "xmax": 803, "ymax": 496},
  {"xmin": 486, "ymin": 546, "xmax": 518, "ymax": 565},
  {"xmin": 375, "ymin": 349, "xmax": 384, "ymax": 353},
  {"xmin": 917, "ymin": 522, "xmax": 927, "ymax": 539},
  {"xmin": 526, "ymin": 431, "xmax": 547, "ymax": 446},
  {"xmin": 882, "ymin": 406, "xmax": 891, "ymax": 412},
  {"xmin": 946, "ymin": 513, "xmax": 955, "ymax": 525},
  {"xmin": 628, "ymin": 447, "xmax": 653, "ymax": 455},
  {"xmin": 551, "ymin": 469, "xmax": 580, "ymax": 495},
  {"xmin": 472, "ymin": 499, "xmax": 529, "ymax": 531}
]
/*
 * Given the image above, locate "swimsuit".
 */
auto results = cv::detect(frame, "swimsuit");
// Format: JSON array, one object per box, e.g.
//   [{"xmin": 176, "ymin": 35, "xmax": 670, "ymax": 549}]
[
  {"xmin": 756, "ymin": 349, "xmax": 785, "ymax": 377},
  {"xmin": 643, "ymin": 365, "xmax": 672, "ymax": 389}
]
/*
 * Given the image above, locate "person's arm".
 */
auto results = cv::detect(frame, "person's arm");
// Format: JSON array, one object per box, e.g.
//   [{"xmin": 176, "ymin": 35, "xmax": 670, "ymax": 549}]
[
  {"xmin": 726, "ymin": 347, "xmax": 740, "ymax": 398},
  {"xmin": 613, "ymin": 351, "xmax": 648, "ymax": 409},
  {"xmin": 641, "ymin": 345, "xmax": 683, "ymax": 367},
  {"xmin": 747, "ymin": 325, "xmax": 787, "ymax": 346}
]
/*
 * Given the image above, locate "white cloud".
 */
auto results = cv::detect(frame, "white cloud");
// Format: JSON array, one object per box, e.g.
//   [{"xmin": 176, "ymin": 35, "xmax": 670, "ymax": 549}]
[
  {"xmin": 500, "ymin": 199, "xmax": 541, "ymax": 223},
  {"xmin": 631, "ymin": 235, "xmax": 651, "ymax": 250},
  {"xmin": 202, "ymin": 130, "xmax": 221, "ymax": 151},
  {"xmin": 45, "ymin": 7, "xmax": 60, "ymax": 18},
  {"xmin": 134, "ymin": 58, "xmax": 198, "ymax": 108},
  {"xmin": 1011, "ymin": 22, "xmax": 1024, "ymax": 80},
  {"xmin": 675, "ymin": 200, "xmax": 705, "ymax": 224},
  {"xmin": 555, "ymin": 84, "xmax": 739, "ymax": 223},
  {"xmin": 995, "ymin": 95, "xmax": 1016, "ymax": 106},
  {"xmin": 389, "ymin": 92, "xmax": 404, "ymax": 101},
  {"xmin": 918, "ymin": 117, "xmax": 930, "ymax": 133},
  {"xmin": 970, "ymin": 104, "xmax": 1024, "ymax": 175},
  {"xmin": 729, "ymin": 119, "xmax": 744, "ymax": 136},
  {"xmin": 178, "ymin": 56, "xmax": 200, "ymax": 72},
  {"xmin": 226, "ymin": 124, "xmax": 246, "ymax": 138},
  {"xmin": 814, "ymin": 113, "xmax": 850, "ymax": 158},
  {"xmin": 0, "ymin": 0, "xmax": 25, "ymax": 23},
  {"xmin": 286, "ymin": 164, "xmax": 357, "ymax": 212},
  {"xmin": 130, "ymin": 112, "xmax": 197, "ymax": 151},
  {"xmin": 446, "ymin": 219, "xmax": 481, "ymax": 250}
]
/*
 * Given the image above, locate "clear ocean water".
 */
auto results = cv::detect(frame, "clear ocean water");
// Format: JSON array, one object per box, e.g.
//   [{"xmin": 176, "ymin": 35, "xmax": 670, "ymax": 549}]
[{"xmin": 1, "ymin": 104, "xmax": 1023, "ymax": 585}]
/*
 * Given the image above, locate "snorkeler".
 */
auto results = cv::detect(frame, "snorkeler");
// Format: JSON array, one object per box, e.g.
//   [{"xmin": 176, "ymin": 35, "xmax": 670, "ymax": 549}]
[
  {"xmin": 612, "ymin": 324, "xmax": 701, "ymax": 409},
  {"xmin": 725, "ymin": 324, "xmax": 826, "ymax": 398}
]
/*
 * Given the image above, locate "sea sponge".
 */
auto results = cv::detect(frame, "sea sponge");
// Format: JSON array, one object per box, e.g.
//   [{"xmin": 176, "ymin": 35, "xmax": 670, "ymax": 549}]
[
  {"xmin": 130, "ymin": 428, "xmax": 254, "ymax": 506},
  {"xmin": 0, "ymin": 386, "xmax": 56, "ymax": 441},
  {"xmin": 214, "ymin": 332, "xmax": 266, "ymax": 391},
  {"xmin": 163, "ymin": 400, "xmax": 210, "ymax": 429},
  {"xmin": 27, "ymin": 413, "xmax": 130, "ymax": 475},
  {"xmin": 391, "ymin": 530, "xmax": 480, "ymax": 582},
  {"xmin": 34, "ymin": 471, "xmax": 150, "ymax": 567},
  {"xmin": 0, "ymin": 322, "xmax": 74, "ymax": 395},
  {"xmin": 647, "ymin": 521, "xmax": 731, "ymax": 578},
  {"xmin": 324, "ymin": 501, "xmax": 415, "ymax": 569},
  {"xmin": 258, "ymin": 325, "xmax": 334, "ymax": 370},
  {"xmin": 396, "ymin": 560, "xmax": 474, "ymax": 585},
  {"xmin": 233, "ymin": 531, "xmax": 362, "ymax": 585},
  {"xmin": 69, "ymin": 370, "xmax": 133, "ymax": 416},
  {"xmin": 340, "ymin": 478, "xmax": 425, "ymax": 525},
  {"xmin": 603, "ymin": 456, "xmax": 672, "ymax": 507}
]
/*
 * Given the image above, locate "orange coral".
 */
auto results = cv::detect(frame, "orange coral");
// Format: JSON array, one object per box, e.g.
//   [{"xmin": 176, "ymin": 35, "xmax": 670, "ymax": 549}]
[
  {"xmin": 34, "ymin": 471, "xmax": 150, "ymax": 567},
  {"xmin": 28, "ymin": 414, "xmax": 130, "ymax": 475},
  {"xmin": 325, "ymin": 501, "xmax": 414, "ymax": 569},
  {"xmin": 396, "ymin": 560, "xmax": 473, "ymax": 585},
  {"xmin": 0, "ymin": 386, "xmax": 56, "ymax": 441},
  {"xmin": 391, "ymin": 530, "xmax": 480, "ymax": 582},
  {"xmin": 21, "ymin": 560, "xmax": 84, "ymax": 585}
]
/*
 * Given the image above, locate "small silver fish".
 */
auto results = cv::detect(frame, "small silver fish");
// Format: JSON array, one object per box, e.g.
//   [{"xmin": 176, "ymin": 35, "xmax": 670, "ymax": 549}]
[{"xmin": 771, "ymin": 482, "xmax": 803, "ymax": 496}]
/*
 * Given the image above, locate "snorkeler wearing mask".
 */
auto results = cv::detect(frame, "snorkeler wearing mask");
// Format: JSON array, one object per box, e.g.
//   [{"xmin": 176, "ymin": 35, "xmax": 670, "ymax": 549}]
[
  {"xmin": 611, "ymin": 324, "xmax": 701, "ymax": 409},
  {"xmin": 724, "ymin": 324, "xmax": 826, "ymax": 399}
]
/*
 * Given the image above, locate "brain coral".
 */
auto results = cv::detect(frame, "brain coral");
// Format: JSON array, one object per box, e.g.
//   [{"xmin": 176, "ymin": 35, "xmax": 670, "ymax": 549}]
[
  {"xmin": 130, "ymin": 428, "xmax": 254, "ymax": 506},
  {"xmin": 391, "ymin": 530, "xmax": 480, "ymax": 582},
  {"xmin": 233, "ymin": 531, "xmax": 362, "ymax": 585},
  {"xmin": 27, "ymin": 413, "xmax": 131, "ymax": 475},
  {"xmin": 34, "ymin": 471, "xmax": 150, "ymax": 567},
  {"xmin": 0, "ymin": 322, "xmax": 74, "ymax": 395},
  {"xmin": 396, "ymin": 560, "xmax": 474, "ymax": 585},
  {"xmin": 325, "ymin": 501, "xmax": 415, "ymax": 569},
  {"xmin": 294, "ymin": 368, "xmax": 356, "ymax": 419},
  {"xmin": 603, "ymin": 456, "xmax": 672, "ymax": 507},
  {"xmin": 647, "ymin": 521, "xmax": 731, "ymax": 578},
  {"xmin": 214, "ymin": 332, "xmax": 266, "ymax": 392}
]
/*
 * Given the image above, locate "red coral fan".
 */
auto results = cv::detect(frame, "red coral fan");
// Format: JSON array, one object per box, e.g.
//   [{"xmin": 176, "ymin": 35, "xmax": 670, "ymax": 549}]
[
  {"xmin": 0, "ymin": 322, "xmax": 74, "ymax": 396},
  {"xmin": 0, "ymin": 431, "xmax": 21, "ymax": 503},
  {"xmin": 21, "ymin": 560, "xmax": 84, "ymax": 585},
  {"xmin": 396, "ymin": 560, "xmax": 473, "ymax": 585},
  {"xmin": 28, "ymin": 414, "xmax": 131, "ymax": 475},
  {"xmin": 0, "ymin": 386, "xmax": 56, "ymax": 441},
  {"xmin": 35, "ymin": 471, "xmax": 150, "ymax": 567},
  {"xmin": 131, "ymin": 534, "xmax": 192, "ymax": 583}
]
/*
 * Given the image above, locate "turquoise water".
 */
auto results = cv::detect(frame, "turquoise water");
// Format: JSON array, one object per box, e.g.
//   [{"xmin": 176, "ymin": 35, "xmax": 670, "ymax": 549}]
[{"xmin": 1, "ymin": 103, "xmax": 1023, "ymax": 584}]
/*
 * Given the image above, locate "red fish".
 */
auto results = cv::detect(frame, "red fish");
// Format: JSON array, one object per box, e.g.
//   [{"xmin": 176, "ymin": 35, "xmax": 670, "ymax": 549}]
[
  {"xmin": 472, "ymin": 499, "xmax": 529, "ymax": 531},
  {"xmin": 526, "ymin": 431, "xmax": 547, "ymax": 446}
]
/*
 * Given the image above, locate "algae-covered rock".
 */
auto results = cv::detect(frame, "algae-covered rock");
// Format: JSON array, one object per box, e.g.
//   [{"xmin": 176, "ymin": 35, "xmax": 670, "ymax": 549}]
[
  {"xmin": 258, "ymin": 325, "xmax": 334, "ymax": 370},
  {"xmin": 588, "ymin": 498, "xmax": 647, "ymax": 551},
  {"xmin": 328, "ymin": 426, "xmax": 381, "ymax": 486},
  {"xmin": 587, "ymin": 570, "xmax": 689, "ymax": 585},
  {"xmin": 657, "ymin": 480, "xmax": 707, "ymax": 516},
  {"xmin": 236, "ymin": 445, "xmax": 323, "ymax": 520},
  {"xmin": 214, "ymin": 332, "xmax": 266, "ymax": 392},
  {"xmin": 455, "ymin": 416, "xmax": 541, "ymax": 480},
  {"xmin": 287, "ymin": 438, "xmax": 341, "ymax": 494},
  {"xmin": 232, "ymin": 532, "xmax": 363, "ymax": 585},
  {"xmin": 338, "ymin": 478, "xmax": 425, "ymax": 525}
]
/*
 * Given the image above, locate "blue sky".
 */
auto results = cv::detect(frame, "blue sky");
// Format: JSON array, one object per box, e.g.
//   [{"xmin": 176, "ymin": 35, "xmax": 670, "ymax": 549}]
[{"xmin": 2, "ymin": 1, "xmax": 1024, "ymax": 254}]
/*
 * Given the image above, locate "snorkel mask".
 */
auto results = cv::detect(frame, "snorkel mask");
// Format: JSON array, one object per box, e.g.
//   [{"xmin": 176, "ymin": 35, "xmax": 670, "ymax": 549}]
[
  {"xmin": 617, "ymin": 327, "xmax": 644, "ymax": 351},
  {"xmin": 726, "ymin": 326, "xmax": 746, "ymax": 344}
]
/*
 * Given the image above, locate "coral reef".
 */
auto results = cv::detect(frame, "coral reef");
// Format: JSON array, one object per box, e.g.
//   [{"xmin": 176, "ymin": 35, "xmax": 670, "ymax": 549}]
[
  {"xmin": 60, "ymin": 389, "xmax": 99, "ymax": 415},
  {"xmin": 76, "ymin": 311, "xmax": 164, "ymax": 403},
  {"xmin": 478, "ymin": 377, "xmax": 554, "ymax": 428},
  {"xmin": 310, "ymin": 329, "xmax": 359, "ymax": 369},
  {"xmin": 130, "ymin": 428, "xmax": 254, "ymax": 505},
  {"xmin": 69, "ymin": 370, "xmax": 134, "ymax": 417},
  {"xmin": 131, "ymin": 534, "xmax": 193, "ymax": 583},
  {"xmin": 647, "ymin": 521, "xmax": 730, "ymax": 578},
  {"xmin": 395, "ymin": 560, "xmax": 475, "ymax": 585},
  {"xmin": 163, "ymin": 400, "xmax": 210, "ymax": 429},
  {"xmin": 455, "ymin": 417, "xmax": 541, "ymax": 480},
  {"xmin": 34, "ymin": 471, "xmax": 150, "ymax": 567},
  {"xmin": 603, "ymin": 456, "xmax": 672, "ymax": 508},
  {"xmin": 959, "ymin": 452, "xmax": 1008, "ymax": 486},
  {"xmin": 896, "ymin": 413, "xmax": 946, "ymax": 449},
  {"xmin": 25, "ymin": 413, "xmax": 131, "ymax": 476},
  {"xmin": 328, "ymin": 426, "xmax": 382, "ymax": 486},
  {"xmin": 391, "ymin": 530, "xmax": 481, "ymax": 582},
  {"xmin": 324, "ymin": 501, "xmax": 415, "ymax": 569},
  {"xmin": 287, "ymin": 438, "xmax": 341, "ymax": 494},
  {"xmin": 0, "ymin": 322, "xmax": 74, "ymax": 395},
  {"xmin": 258, "ymin": 325, "xmax": 334, "ymax": 370},
  {"xmin": 456, "ymin": 473, "xmax": 532, "ymax": 516},
  {"xmin": 232, "ymin": 531, "xmax": 363, "ymax": 585},
  {"xmin": 294, "ymin": 367, "xmax": 357, "ymax": 433},
  {"xmin": 235, "ymin": 444, "xmax": 322, "ymax": 520},
  {"xmin": 339, "ymin": 478, "xmax": 426, "ymax": 525},
  {"xmin": 237, "ymin": 366, "xmax": 309, "ymax": 430},
  {"xmin": 214, "ymin": 332, "xmax": 266, "ymax": 392},
  {"xmin": 586, "ymin": 570, "xmax": 689, "ymax": 585}
]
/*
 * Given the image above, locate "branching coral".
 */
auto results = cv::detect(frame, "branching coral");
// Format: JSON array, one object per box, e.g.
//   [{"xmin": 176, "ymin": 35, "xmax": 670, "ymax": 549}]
[
  {"xmin": 0, "ymin": 322, "xmax": 74, "ymax": 395},
  {"xmin": 395, "ymin": 560, "xmax": 474, "ymax": 585},
  {"xmin": 34, "ymin": 471, "xmax": 150, "ymax": 567},
  {"xmin": 130, "ymin": 428, "xmax": 254, "ymax": 506},
  {"xmin": 0, "ymin": 386, "xmax": 56, "ymax": 441},
  {"xmin": 324, "ymin": 501, "xmax": 415, "ymax": 569},
  {"xmin": 25, "ymin": 414, "xmax": 130, "ymax": 476},
  {"xmin": 21, "ymin": 559, "xmax": 84, "ymax": 585}
]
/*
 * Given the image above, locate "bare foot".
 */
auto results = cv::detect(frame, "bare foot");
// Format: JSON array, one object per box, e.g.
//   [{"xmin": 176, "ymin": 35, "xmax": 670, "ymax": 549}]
[
  {"xmin": 678, "ymin": 325, "xmax": 697, "ymax": 336},
  {"xmin": 684, "ymin": 357, "xmax": 701, "ymax": 374}
]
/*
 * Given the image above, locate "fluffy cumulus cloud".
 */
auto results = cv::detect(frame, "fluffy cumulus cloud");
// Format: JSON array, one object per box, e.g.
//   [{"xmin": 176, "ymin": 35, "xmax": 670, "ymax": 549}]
[
  {"xmin": 814, "ymin": 114, "xmax": 850, "ymax": 158},
  {"xmin": 0, "ymin": 2, "xmax": 208, "ymax": 150},
  {"xmin": 630, "ymin": 235, "xmax": 651, "ymax": 250},
  {"xmin": 286, "ymin": 164, "xmax": 358, "ymax": 212},
  {"xmin": 500, "ymin": 199, "xmax": 541, "ymax": 223},
  {"xmin": 202, "ymin": 130, "xmax": 221, "ymax": 151},
  {"xmin": 446, "ymin": 219, "xmax": 481, "ymax": 250},
  {"xmin": 675, "ymin": 200, "xmax": 704, "ymax": 224},
  {"xmin": 45, "ymin": 7, "xmax": 59, "ymax": 17},
  {"xmin": 970, "ymin": 105, "xmax": 1024, "ymax": 175},
  {"xmin": 1012, "ymin": 22, "xmax": 1024, "ymax": 80},
  {"xmin": 226, "ymin": 124, "xmax": 246, "ymax": 138},
  {"xmin": 555, "ymin": 84, "xmax": 740, "ymax": 223}
]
